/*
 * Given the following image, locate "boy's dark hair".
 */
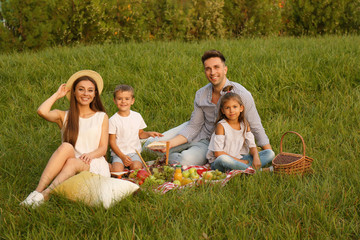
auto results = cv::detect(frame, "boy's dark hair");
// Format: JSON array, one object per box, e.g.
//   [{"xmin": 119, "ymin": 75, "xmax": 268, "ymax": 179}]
[
  {"xmin": 201, "ymin": 50, "xmax": 226, "ymax": 65},
  {"xmin": 113, "ymin": 84, "xmax": 134, "ymax": 98}
]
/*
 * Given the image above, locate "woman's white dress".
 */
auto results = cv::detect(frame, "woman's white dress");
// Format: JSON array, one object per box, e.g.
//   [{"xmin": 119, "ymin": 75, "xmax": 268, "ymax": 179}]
[{"xmin": 63, "ymin": 111, "xmax": 110, "ymax": 177}]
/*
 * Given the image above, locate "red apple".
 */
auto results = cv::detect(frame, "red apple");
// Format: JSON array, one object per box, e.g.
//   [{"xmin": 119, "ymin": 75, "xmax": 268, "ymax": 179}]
[{"xmin": 136, "ymin": 169, "xmax": 150, "ymax": 181}]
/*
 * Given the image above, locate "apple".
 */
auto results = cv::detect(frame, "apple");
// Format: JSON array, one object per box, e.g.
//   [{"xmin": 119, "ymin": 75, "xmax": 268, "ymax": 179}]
[
  {"xmin": 182, "ymin": 170, "xmax": 190, "ymax": 178},
  {"xmin": 189, "ymin": 168, "xmax": 197, "ymax": 174},
  {"xmin": 173, "ymin": 180, "xmax": 181, "ymax": 186},
  {"xmin": 137, "ymin": 169, "xmax": 150, "ymax": 181},
  {"xmin": 190, "ymin": 171, "xmax": 199, "ymax": 180}
]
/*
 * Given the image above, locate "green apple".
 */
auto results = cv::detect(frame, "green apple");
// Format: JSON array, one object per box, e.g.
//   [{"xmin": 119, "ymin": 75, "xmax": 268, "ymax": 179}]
[
  {"xmin": 173, "ymin": 180, "xmax": 181, "ymax": 186},
  {"xmin": 189, "ymin": 168, "xmax": 197, "ymax": 174},
  {"xmin": 190, "ymin": 172, "xmax": 199, "ymax": 180},
  {"xmin": 182, "ymin": 170, "xmax": 190, "ymax": 178}
]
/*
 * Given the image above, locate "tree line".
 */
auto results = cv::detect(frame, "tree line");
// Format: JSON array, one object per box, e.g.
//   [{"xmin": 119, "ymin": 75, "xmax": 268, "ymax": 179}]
[{"xmin": 1, "ymin": 0, "xmax": 359, "ymax": 52}]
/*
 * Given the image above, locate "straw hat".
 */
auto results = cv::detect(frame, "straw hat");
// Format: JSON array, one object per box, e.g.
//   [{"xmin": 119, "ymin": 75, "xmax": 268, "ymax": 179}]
[{"xmin": 65, "ymin": 70, "xmax": 104, "ymax": 100}]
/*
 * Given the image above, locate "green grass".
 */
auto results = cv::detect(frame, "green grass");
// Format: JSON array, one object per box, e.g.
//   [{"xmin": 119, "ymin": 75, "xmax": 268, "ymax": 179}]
[{"xmin": 1, "ymin": 36, "xmax": 360, "ymax": 239}]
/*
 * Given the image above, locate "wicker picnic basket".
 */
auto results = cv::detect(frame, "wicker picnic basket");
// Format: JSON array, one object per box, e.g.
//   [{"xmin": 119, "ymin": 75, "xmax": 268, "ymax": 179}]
[{"xmin": 272, "ymin": 131, "xmax": 313, "ymax": 175}]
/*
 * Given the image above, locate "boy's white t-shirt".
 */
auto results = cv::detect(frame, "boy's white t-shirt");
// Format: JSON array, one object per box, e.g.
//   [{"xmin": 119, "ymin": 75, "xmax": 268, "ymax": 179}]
[{"xmin": 109, "ymin": 110, "xmax": 147, "ymax": 156}]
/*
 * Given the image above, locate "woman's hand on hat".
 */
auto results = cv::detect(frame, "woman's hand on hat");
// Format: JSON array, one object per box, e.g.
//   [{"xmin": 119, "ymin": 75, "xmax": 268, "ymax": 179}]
[{"xmin": 56, "ymin": 84, "xmax": 70, "ymax": 99}]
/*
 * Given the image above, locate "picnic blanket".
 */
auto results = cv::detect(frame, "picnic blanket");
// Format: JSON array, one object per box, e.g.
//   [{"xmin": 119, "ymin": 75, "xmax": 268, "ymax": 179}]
[
  {"xmin": 149, "ymin": 164, "xmax": 256, "ymax": 193},
  {"xmin": 154, "ymin": 164, "xmax": 255, "ymax": 194},
  {"xmin": 113, "ymin": 164, "xmax": 255, "ymax": 194}
]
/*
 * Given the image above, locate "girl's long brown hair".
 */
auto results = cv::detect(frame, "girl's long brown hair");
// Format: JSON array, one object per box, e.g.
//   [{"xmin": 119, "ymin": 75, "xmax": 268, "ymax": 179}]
[
  {"xmin": 63, "ymin": 76, "xmax": 106, "ymax": 146},
  {"xmin": 216, "ymin": 86, "xmax": 249, "ymax": 136}
]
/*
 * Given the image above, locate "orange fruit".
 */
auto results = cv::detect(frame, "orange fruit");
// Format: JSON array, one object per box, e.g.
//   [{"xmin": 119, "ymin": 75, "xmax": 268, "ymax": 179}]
[{"xmin": 181, "ymin": 178, "xmax": 193, "ymax": 186}]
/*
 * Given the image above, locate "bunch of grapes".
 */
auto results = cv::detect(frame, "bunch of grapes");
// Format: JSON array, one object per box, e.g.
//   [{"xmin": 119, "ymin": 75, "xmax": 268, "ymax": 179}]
[
  {"xmin": 150, "ymin": 165, "xmax": 175, "ymax": 182},
  {"xmin": 162, "ymin": 166, "xmax": 175, "ymax": 181},
  {"xmin": 212, "ymin": 169, "xmax": 227, "ymax": 180},
  {"xmin": 142, "ymin": 175, "xmax": 165, "ymax": 188}
]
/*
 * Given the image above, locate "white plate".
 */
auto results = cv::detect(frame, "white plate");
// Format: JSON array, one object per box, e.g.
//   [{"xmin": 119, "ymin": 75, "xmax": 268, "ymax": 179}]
[{"xmin": 110, "ymin": 171, "xmax": 128, "ymax": 176}]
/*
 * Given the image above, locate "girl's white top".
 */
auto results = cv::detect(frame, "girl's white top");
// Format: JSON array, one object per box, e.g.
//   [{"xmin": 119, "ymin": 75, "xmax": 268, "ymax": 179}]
[
  {"xmin": 206, "ymin": 119, "xmax": 257, "ymax": 163},
  {"xmin": 63, "ymin": 111, "xmax": 110, "ymax": 177}
]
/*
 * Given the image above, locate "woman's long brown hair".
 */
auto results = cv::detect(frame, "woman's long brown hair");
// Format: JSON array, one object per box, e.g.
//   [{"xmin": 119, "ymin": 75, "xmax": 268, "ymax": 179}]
[{"xmin": 62, "ymin": 76, "xmax": 106, "ymax": 147}]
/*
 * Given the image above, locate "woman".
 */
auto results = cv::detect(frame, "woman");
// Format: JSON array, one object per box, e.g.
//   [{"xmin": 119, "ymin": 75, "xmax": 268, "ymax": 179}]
[{"xmin": 21, "ymin": 70, "xmax": 110, "ymax": 207}]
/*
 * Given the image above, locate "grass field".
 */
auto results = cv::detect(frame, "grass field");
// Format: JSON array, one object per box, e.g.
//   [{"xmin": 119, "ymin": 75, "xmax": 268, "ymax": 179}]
[{"xmin": 0, "ymin": 36, "xmax": 359, "ymax": 239}]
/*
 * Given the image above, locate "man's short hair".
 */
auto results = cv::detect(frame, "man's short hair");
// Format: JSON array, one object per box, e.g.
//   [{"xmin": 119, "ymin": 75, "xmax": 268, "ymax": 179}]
[
  {"xmin": 201, "ymin": 50, "xmax": 226, "ymax": 65},
  {"xmin": 113, "ymin": 84, "xmax": 134, "ymax": 98}
]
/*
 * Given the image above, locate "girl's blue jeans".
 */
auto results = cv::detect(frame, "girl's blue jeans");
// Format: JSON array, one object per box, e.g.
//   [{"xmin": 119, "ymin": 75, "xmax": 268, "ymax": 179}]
[{"xmin": 210, "ymin": 149, "xmax": 275, "ymax": 171}]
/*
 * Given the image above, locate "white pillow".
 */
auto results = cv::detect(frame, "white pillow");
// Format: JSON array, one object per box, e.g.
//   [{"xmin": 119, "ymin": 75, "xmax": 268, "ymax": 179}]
[{"xmin": 53, "ymin": 171, "xmax": 139, "ymax": 209}]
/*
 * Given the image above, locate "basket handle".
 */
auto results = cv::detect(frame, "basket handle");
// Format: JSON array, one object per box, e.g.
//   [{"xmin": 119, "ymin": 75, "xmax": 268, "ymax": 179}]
[{"xmin": 279, "ymin": 131, "xmax": 306, "ymax": 157}]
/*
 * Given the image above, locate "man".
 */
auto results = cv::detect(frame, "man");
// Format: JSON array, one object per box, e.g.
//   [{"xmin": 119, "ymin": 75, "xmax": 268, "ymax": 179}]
[{"xmin": 145, "ymin": 49, "xmax": 273, "ymax": 166}]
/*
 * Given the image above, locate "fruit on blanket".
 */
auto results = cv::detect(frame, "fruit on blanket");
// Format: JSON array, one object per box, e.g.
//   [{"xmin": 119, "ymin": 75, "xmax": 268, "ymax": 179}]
[
  {"xmin": 181, "ymin": 178, "xmax": 193, "ymax": 186},
  {"xmin": 182, "ymin": 170, "xmax": 190, "ymax": 178},
  {"xmin": 148, "ymin": 175, "xmax": 156, "ymax": 181},
  {"xmin": 141, "ymin": 175, "xmax": 159, "ymax": 188},
  {"xmin": 152, "ymin": 168, "xmax": 163, "ymax": 180},
  {"xmin": 152, "ymin": 168, "xmax": 159, "ymax": 174},
  {"xmin": 203, "ymin": 171, "xmax": 213, "ymax": 180},
  {"xmin": 173, "ymin": 180, "xmax": 181, "ymax": 186},
  {"xmin": 150, "ymin": 166, "xmax": 175, "ymax": 182},
  {"xmin": 137, "ymin": 169, "xmax": 150, "ymax": 181},
  {"xmin": 189, "ymin": 168, "xmax": 197, "ymax": 174},
  {"xmin": 220, "ymin": 173, "xmax": 227, "ymax": 179},
  {"xmin": 129, "ymin": 170, "xmax": 139, "ymax": 179},
  {"xmin": 215, "ymin": 169, "xmax": 222, "ymax": 176},
  {"xmin": 163, "ymin": 166, "xmax": 175, "ymax": 181},
  {"xmin": 190, "ymin": 171, "xmax": 199, "ymax": 180},
  {"xmin": 156, "ymin": 179, "xmax": 165, "ymax": 185}
]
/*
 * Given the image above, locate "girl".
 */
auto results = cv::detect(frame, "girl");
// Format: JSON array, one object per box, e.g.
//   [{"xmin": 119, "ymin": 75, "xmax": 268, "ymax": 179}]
[
  {"xmin": 21, "ymin": 70, "xmax": 110, "ymax": 207},
  {"xmin": 207, "ymin": 86, "xmax": 274, "ymax": 171}
]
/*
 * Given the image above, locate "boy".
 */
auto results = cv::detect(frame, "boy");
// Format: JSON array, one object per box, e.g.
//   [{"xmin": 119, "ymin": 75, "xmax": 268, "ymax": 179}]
[{"xmin": 109, "ymin": 85, "xmax": 163, "ymax": 172}]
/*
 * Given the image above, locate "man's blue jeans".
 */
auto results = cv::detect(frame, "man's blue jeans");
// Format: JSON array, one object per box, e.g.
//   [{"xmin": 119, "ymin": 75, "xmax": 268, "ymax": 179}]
[
  {"xmin": 143, "ymin": 121, "xmax": 209, "ymax": 166},
  {"xmin": 210, "ymin": 149, "xmax": 275, "ymax": 171}
]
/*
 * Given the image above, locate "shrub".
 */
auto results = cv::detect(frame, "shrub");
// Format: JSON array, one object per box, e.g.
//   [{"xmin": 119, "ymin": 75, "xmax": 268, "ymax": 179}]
[
  {"xmin": 0, "ymin": 23, "xmax": 20, "ymax": 52},
  {"xmin": 186, "ymin": 0, "xmax": 226, "ymax": 40},
  {"xmin": 0, "ymin": 0, "xmax": 359, "ymax": 51},
  {"xmin": 0, "ymin": 0, "xmax": 57, "ymax": 50},
  {"xmin": 224, "ymin": 0, "xmax": 282, "ymax": 37},
  {"xmin": 283, "ymin": 0, "xmax": 360, "ymax": 35},
  {"xmin": 54, "ymin": 0, "xmax": 112, "ymax": 45},
  {"xmin": 106, "ymin": 0, "xmax": 150, "ymax": 41}
]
